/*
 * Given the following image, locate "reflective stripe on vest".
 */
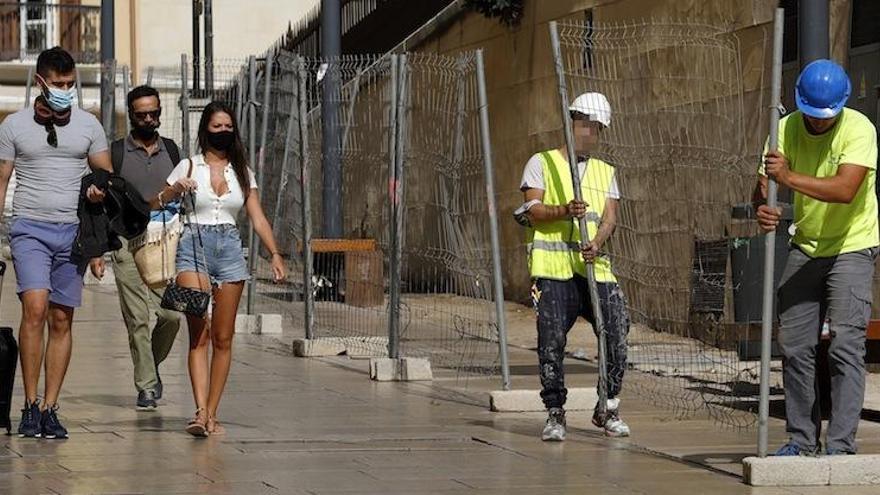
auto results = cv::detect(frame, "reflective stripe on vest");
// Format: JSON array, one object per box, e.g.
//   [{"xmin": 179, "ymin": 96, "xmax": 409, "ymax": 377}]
[{"xmin": 527, "ymin": 150, "xmax": 617, "ymax": 283}]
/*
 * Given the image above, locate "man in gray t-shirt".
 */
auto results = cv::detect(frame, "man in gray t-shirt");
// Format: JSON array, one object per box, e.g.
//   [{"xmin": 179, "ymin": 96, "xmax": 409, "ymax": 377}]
[{"xmin": 0, "ymin": 47, "xmax": 112, "ymax": 440}]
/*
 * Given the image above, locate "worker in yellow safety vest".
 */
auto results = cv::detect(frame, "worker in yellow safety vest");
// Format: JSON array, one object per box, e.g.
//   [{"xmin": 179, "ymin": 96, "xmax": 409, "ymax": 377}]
[{"xmin": 514, "ymin": 92, "xmax": 630, "ymax": 441}]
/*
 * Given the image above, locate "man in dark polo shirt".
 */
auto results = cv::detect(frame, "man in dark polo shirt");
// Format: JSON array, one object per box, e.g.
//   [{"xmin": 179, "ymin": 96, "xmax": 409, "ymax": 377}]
[{"xmin": 110, "ymin": 85, "xmax": 181, "ymax": 410}]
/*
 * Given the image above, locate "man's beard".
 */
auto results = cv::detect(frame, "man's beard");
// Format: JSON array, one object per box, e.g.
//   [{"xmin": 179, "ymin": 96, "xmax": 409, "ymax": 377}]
[{"xmin": 131, "ymin": 122, "xmax": 159, "ymax": 140}]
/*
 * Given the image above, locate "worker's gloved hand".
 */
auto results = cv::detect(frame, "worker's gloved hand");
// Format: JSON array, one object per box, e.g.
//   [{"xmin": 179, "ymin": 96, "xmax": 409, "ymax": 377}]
[
  {"xmin": 756, "ymin": 204, "xmax": 782, "ymax": 233},
  {"xmin": 565, "ymin": 199, "xmax": 587, "ymax": 219}
]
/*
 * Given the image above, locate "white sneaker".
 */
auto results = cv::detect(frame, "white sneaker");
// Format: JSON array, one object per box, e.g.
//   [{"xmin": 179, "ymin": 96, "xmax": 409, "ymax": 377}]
[
  {"xmin": 603, "ymin": 410, "xmax": 631, "ymax": 437},
  {"xmin": 541, "ymin": 408, "xmax": 566, "ymax": 441},
  {"xmin": 592, "ymin": 398, "xmax": 630, "ymax": 437}
]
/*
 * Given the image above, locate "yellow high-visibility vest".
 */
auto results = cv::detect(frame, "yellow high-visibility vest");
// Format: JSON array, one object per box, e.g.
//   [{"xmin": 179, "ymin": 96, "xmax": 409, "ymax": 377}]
[{"xmin": 528, "ymin": 149, "xmax": 617, "ymax": 283}]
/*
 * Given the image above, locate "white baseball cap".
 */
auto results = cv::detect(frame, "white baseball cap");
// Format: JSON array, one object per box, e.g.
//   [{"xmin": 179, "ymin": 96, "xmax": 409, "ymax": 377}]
[{"xmin": 569, "ymin": 92, "xmax": 611, "ymax": 128}]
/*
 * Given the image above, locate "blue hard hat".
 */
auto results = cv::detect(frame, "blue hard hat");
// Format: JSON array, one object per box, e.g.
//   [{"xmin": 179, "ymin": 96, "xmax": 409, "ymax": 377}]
[{"xmin": 795, "ymin": 59, "xmax": 851, "ymax": 119}]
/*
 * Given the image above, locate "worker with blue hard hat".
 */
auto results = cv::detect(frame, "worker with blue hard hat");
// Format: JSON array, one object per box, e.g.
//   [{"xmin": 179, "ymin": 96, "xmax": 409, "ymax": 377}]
[{"xmin": 756, "ymin": 59, "xmax": 878, "ymax": 456}]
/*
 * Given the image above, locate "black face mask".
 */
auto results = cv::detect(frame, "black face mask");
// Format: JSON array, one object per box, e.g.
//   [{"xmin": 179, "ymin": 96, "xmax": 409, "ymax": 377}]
[
  {"xmin": 206, "ymin": 130, "xmax": 235, "ymax": 151},
  {"xmin": 130, "ymin": 121, "xmax": 159, "ymax": 141}
]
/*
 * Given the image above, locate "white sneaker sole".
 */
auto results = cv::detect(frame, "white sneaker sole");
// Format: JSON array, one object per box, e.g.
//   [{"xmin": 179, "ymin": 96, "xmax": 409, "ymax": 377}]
[
  {"xmin": 542, "ymin": 433, "xmax": 566, "ymax": 441},
  {"xmin": 604, "ymin": 429, "xmax": 630, "ymax": 438}
]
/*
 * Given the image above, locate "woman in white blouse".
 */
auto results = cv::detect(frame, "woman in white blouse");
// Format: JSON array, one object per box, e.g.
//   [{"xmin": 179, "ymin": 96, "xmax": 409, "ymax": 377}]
[{"xmin": 153, "ymin": 101, "xmax": 286, "ymax": 436}]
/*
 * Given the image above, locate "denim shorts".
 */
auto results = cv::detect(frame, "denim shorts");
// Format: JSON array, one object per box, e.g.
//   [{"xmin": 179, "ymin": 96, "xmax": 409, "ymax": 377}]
[
  {"xmin": 8, "ymin": 218, "xmax": 87, "ymax": 308},
  {"xmin": 176, "ymin": 224, "xmax": 249, "ymax": 285}
]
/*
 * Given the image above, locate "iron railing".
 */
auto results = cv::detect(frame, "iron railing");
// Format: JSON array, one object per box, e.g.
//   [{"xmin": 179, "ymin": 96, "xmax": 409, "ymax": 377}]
[{"xmin": 0, "ymin": 2, "xmax": 100, "ymax": 63}]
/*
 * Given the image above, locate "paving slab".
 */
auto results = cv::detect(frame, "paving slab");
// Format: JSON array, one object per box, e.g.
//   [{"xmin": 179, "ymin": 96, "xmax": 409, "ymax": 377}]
[{"xmin": 0, "ymin": 271, "xmax": 863, "ymax": 494}]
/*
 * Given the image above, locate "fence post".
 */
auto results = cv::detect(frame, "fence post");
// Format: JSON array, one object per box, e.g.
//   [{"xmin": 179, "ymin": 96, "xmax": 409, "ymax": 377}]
[
  {"xmin": 758, "ymin": 7, "xmax": 785, "ymax": 458},
  {"xmin": 298, "ymin": 57, "xmax": 315, "ymax": 340},
  {"xmin": 475, "ymin": 49, "xmax": 511, "ymax": 391},
  {"xmin": 180, "ymin": 54, "xmax": 190, "ymax": 159},
  {"xmin": 75, "ymin": 67, "xmax": 83, "ymax": 109},
  {"xmin": 122, "ymin": 65, "xmax": 131, "ymax": 134},
  {"xmin": 275, "ymin": 69, "xmax": 300, "ymax": 230},
  {"xmin": 549, "ymin": 21, "xmax": 610, "ymax": 417},
  {"xmin": 387, "ymin": 54, "xmax": 403, "ymax": 359},
  {"xmin": 247, "ymin": 55, "xmax": 274, "ymax": 315},
  {"xmin": 24, "ymin": 65, "xmax": 34, "ymax": 108},
  {"xmin": 102, "ymin": 59, "xmax": 117, "ymax": 140},
  {"xmin": 246, "ymin": 55, "xmax": 258, "ymax": 315}
]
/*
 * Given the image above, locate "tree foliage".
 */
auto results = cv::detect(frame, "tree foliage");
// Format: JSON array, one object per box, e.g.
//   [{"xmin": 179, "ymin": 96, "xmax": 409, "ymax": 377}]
[{"xmin": 464, "ymin": 0, "xmax": 524, "ymax": 27}]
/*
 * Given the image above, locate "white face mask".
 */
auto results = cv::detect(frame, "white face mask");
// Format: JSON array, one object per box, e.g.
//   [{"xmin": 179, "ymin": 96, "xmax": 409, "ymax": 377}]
[{"xmin": 37, "ymin": 75, "xmax": 76, "ymax": 111}]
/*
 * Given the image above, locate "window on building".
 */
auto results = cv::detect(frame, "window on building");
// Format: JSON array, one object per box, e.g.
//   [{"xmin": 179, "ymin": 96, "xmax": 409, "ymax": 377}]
[
  {"xmin": 20, "ymin": 0, "xmax": 57, "ymax": 59},
  {"xmin": 851, "ymin": 0, "xmax": 880, "ymax": 48}
]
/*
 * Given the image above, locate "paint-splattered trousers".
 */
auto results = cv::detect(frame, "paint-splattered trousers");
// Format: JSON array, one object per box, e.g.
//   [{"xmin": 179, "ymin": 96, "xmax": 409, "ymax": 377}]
[{"xmin": 532, "ymin": 276, "xmax": 630, "ymax": 409}]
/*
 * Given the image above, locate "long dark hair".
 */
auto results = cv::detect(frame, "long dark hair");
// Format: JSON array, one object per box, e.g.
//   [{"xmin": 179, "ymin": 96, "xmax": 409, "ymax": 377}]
[{"xmin": 197, "ymin": 101, "xmax": 250, "ymax": 194}]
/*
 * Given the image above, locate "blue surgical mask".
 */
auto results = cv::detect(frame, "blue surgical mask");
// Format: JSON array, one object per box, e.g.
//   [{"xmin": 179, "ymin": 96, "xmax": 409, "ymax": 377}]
[{"xmin": 38, "ymin": 75, "xmax": 76, "ymax": 111}]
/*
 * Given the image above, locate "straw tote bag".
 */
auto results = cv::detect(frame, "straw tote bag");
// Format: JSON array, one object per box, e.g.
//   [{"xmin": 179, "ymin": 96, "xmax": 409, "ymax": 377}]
[{"xmin": 130, "ymin": 160, "xmax": 194, "ymax": 288}]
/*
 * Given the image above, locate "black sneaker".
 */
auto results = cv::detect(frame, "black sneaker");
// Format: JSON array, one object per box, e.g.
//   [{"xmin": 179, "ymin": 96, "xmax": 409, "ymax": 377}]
[
  {"xmin": 40, "ymin": 405, "xmax": 68, "ymax": 439},
  {"xmin": 18, "ymin": 400, "xmax": 42, "ymax": 438},
  {"xmin": 136, "ymin": 390, "xmax": 158, "ymax": 410}
]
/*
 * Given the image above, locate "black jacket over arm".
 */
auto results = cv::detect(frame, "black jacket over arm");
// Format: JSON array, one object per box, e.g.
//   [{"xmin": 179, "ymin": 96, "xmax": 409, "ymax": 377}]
[{"xmin": 73, "ymin": 170, "xmax": 150, "ymax": 260}]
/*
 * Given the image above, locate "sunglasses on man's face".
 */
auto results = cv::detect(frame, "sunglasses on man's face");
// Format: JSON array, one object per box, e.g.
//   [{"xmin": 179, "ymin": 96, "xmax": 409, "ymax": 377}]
[{"xmin": 133, "ymin": 109, "xmax": 161, "ymax": 120}]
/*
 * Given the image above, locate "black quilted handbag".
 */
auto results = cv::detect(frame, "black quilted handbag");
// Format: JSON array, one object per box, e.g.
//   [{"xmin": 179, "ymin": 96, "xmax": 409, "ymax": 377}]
[
  {"xmin": 161, "ymin": 280, "xmax": 210, "ymax": 317},
  {"xmin": 161, "ymin": 189, "xmax": 211, "ymax": 318}
]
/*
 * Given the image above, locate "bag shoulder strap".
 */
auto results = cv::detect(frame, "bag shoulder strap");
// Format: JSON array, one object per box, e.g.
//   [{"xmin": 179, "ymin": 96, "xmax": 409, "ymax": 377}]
[
  {"xmin": 111, "ymin": 139, "xmax": 125, "ymax": 176},
  {"xmin": 162, "ymin": 137, "xmax": 180, "ymax": 165},
  {"xmin": 181, "ymin": 158, "xmax": 207, "ymax": 281}
]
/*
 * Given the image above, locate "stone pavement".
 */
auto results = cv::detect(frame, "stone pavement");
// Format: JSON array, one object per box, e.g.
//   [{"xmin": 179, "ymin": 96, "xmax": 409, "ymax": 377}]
[{"xmin": 2, "ymin": 277, "xmax": 880, "ymax": 494}]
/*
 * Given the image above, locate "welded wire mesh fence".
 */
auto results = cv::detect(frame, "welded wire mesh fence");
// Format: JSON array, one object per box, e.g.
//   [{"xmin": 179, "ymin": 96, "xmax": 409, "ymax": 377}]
[
  {"xmin": 551, "ymin": 19, "xmax": 775, "ymax": 428},
  {"xmin": 249, "ymin": 51, "xmax": 507, "ymax": 381}
]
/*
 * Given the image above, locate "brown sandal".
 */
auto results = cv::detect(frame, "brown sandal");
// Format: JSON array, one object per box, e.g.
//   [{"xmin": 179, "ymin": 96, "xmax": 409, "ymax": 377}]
[
  {"xmin": 207, "ymin": 416, "xmax": 226, "ymax": 436},
  {"xmin": 186, "ymin": 408, "xmax": 209, "ymax": 437}
]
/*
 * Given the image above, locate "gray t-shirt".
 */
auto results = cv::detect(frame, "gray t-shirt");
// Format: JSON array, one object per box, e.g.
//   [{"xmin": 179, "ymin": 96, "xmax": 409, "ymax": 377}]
[
  {"xmin": 116, "ymin": 135, "xmax": 177, "ymax": 202},
  {"xmin": 0, "ymin": 107, "xmax": 108, "ymax": 223}
]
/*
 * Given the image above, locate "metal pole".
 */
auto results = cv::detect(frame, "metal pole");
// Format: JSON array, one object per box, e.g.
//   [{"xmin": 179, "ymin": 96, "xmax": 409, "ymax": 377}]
[
  {"xmin": 235, "ymin": 73, "xmax": 244, "ymax": 126},
  {"xmin": 799, "ymin": 0, "xmax": 829, "ymax": 66},
  {"xmin": 387, "ymin": 54, "xmax": 401, "ymax": 359},
  {"xmin": 75, "ymin": 67, "xmax": 83, "ymax": 109},
  {"xmin": 247, "ymin": 55, "xmax": 273, "ymax": 315},
  {"xmin": 25, "ymin": 66, "xmax": 34, "ymax": 108},
  {"xmin": 180, "ymin": 54, "xmax": 190, "ymax": 159},
  {"xmin": 192, "ymin": 0, "xmax": 201, "ymax": 96},
  {"xmin": 321, "ymin": 0, "xmax": 343, "ymax": 238},
  {"xmin": 476, "ymin": 49, "xmax": 511, "ymax": 391},
  {"xmin": 146, "ymin": 66, "xmax": 154, "ymax": 86},
  {"xmin": 275, "ymin": 76, "xmax": 299, "ymax": 229},
  {"xmin": 298, "ymin": 57, "xmax": 315, "ymax": 340},
  {"xmin": 245, "ymin": 55, "xmax": 258, "ymax": 315},
  {"xmin": 758, "ymin": 8, "xmax": 786, "ymax": 459},
  {"xmin": 549, "ymin": 21, "xmax": 610, "ymax": 418},
  {"xmin": 102, "ymin": 59, "xmax": 117, "ymax": 140},
  {"xmin": 101, "ymin": 0, "xmax": 115, "ymax": 138},
  {"xmin": 204, "ymin": 0, "xmax": 214, "ymax": 95},
  {"xmin": 122, "ymin": 65, "xmax": 131, "ymax": 134}
]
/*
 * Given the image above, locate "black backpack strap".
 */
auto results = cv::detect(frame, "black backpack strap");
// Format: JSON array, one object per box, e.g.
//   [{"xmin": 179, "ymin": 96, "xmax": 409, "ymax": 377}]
[
  {"xmin": 162, "ymin": 137, "xmax": 181, "ymax": 165},
  {"xmin": 111, "ymin": 139, "xmax": 124, "ymax": 176}
]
